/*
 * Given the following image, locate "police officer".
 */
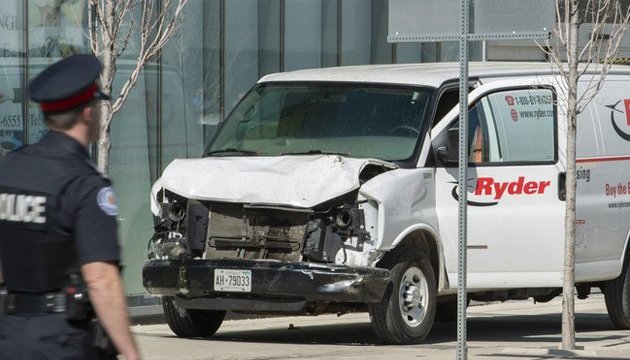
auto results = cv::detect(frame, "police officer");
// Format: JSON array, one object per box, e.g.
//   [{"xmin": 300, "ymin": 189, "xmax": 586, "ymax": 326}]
[{"xmin": 0, "ymin": 55, "xmax": 140, "ymax": 360}]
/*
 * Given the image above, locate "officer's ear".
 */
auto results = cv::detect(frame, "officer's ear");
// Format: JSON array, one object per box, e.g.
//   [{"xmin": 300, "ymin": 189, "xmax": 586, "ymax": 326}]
[{"xmin": 79, "ymin": 105, "xmax": 93, "ymax": 125}]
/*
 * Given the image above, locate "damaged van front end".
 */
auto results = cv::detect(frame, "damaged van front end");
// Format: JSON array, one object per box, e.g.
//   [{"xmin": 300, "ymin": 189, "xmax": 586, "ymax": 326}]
[{"xmin": 143, "ymin": 155, "xmax": 396, "ymax": 312}]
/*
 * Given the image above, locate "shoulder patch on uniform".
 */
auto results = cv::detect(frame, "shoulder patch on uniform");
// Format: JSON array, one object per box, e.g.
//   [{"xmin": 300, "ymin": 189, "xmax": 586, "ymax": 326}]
[{"xmin": 97, "ymin": 187, "xmax": 119, "ymax": 216}]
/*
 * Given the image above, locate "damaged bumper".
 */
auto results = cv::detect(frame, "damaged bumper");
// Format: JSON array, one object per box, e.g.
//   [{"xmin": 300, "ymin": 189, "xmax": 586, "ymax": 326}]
[{"xmin": 142, "ymin": 259, "xmax": 390, "ymax": 309}]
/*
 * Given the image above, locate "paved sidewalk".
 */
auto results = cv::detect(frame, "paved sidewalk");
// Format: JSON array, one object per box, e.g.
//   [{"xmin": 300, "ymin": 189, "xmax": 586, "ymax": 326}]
[{"xmin": 133, "ymin": 293, "xmax": 630, "ymax": 359}]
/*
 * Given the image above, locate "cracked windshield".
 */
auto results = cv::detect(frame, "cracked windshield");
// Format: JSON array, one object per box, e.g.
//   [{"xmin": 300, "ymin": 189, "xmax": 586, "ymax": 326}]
[{"xmin": 207, "ymin": 83, "xmax": 432, "ymax": 162}]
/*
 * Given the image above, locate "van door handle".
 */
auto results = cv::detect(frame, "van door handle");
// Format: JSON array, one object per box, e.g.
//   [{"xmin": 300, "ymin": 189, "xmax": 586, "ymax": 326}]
[{"xmin": 558, "ymin": 172, "xmax": 566, "ymax": 201}]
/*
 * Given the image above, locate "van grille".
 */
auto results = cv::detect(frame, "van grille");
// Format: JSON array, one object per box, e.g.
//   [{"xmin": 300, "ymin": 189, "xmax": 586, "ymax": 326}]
[{"xmin": 204, "ymin": 203, "xmax": 308, "ymax": 262}]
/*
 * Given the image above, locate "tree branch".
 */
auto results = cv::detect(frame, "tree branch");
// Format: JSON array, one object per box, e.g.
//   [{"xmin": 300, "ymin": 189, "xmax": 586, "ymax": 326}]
[{"xmin": 100, "ymin": 0, "xmax": 189, "ymax": 115}]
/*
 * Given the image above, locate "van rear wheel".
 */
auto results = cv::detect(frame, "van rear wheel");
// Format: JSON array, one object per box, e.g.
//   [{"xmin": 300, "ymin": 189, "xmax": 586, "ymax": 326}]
[
  {"xmin": 162, "ymin": 296, "xmax": 226, "ymax": 338},
  {"xmin": 368, "ymin": 252, "xmax": 437, "ymax": 344},
  {"xmin": 604, "ymin": 261, "xmax": 630, "ymax": 329}
]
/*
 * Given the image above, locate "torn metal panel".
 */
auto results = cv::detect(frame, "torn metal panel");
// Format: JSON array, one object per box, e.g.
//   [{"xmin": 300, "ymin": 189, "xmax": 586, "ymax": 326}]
[{"xmin": 152, "ymin": 155, "xmax": 396, "ymax": 211}]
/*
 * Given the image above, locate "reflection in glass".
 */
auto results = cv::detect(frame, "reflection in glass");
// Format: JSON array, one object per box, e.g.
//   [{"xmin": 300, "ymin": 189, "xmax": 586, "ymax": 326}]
[
  {"xmin": 28, "ymin": 0, "xmax": 88, "ymax": 58},
  {"xmin": 341, "ymin": 0, "xmax": 371, "ymax": 65},
  {"xmin": 285, "ymin": 0, "xmax": 322, "ymax": 70},
  {"xmin": 0, "ymin": 0, "xmax": 24, "ymax": 157},
  {"xmin": 208, "ymin": 83, "xmax": 432, "ymax": 162},
  {"xmin": 27, "ymin": 0, "xmax": 89, "ymax": 144}
]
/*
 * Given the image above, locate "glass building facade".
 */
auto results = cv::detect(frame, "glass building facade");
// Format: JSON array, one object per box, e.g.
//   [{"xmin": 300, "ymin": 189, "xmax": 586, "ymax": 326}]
[{"xmin": 1, "ymin": 0, "xmax": 507, "ymax": 299}]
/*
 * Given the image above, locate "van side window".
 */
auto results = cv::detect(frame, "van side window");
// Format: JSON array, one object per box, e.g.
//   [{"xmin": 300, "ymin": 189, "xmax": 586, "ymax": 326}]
[
  {"xmin": 451, "ymin": 88, "xmax": 556, "ymax": 164},
  {"xmin": 485, "ymin": 89, "xmax": 555, "ymax": 163}
]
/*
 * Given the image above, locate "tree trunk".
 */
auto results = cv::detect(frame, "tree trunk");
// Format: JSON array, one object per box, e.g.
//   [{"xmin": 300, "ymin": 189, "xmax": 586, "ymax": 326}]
[
  {"xmin": 96, "ymin": 0, "xmax": 117, "ymax": 175},
  {"xmin": 562, "ymin": 0, "xmax": 579, "ymax": 351},
  {"xmin": 97, "ymin": 101, "xmax": 113, "ymax": 175}
]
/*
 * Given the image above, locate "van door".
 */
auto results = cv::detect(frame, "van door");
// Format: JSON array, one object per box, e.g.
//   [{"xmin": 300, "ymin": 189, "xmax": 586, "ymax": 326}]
[{"xmin": 433, "ymin": 79, "xmax": 566, "ymax": 289}]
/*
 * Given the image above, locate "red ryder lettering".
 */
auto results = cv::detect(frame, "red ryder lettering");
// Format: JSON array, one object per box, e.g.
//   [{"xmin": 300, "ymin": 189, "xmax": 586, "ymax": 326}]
[{"xmin": 475, "ymin": 177, "xmax": 551, "ymax": 200}]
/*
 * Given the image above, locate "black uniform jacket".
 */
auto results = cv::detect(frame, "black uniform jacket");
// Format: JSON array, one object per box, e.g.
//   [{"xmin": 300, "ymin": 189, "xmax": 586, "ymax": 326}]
[{"xmin": 0, "ymin": 131, "xmax": 120, "ymax": 292}]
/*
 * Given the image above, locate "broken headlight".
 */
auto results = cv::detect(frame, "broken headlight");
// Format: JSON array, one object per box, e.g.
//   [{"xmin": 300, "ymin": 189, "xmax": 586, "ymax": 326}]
[
  {"xmin": 147, "ymin": 231, "xmax": 188, "ymax": 260},
  {"xmin": 147, "ymin": 191, "xmax": 190, "ymax": 260}
]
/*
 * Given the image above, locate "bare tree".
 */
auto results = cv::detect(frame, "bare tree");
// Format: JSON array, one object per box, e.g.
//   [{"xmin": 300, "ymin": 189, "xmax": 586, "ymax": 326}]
[
  {"xmin": 88, "ymin": 0, "xmax": 189, "ymax": 174},
  {"xmin": 540, "ymin": 0, "xmax": 630, "ymax": 350}
]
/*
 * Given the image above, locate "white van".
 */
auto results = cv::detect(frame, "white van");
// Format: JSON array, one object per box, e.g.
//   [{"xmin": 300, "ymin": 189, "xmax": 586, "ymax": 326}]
[{"xmin": 143, "ymin": 62, "xmax": 630, "ymax": 344}]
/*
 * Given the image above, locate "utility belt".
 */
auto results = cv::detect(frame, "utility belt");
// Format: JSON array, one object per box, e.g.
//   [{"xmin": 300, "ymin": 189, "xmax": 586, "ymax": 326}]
[
  {"xmin": 1, "ymin": 275, "xmax": 92, "ymax": 321},
  {"xmin": 0, "ymin": 282, "xmax": 117, "ymax": 356},
  {"xmin": 5, "ymin": 291, "xmax": 67, "ymax": 314}
]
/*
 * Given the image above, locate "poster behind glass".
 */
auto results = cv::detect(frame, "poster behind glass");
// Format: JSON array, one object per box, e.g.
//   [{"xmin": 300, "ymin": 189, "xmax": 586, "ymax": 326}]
[
  {"xmin": 0, "ymin": 1, "xmax": 24, "ymax": 158},
  {"xmin": 28, "ymin": 0, "xmax": 89, "ymax": 143}
]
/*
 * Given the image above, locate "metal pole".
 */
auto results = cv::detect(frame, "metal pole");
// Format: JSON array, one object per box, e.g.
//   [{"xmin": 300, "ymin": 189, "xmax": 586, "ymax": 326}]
[{"xmin": 457, "ymin": 0, "xmax": 470, "ymax": 359}]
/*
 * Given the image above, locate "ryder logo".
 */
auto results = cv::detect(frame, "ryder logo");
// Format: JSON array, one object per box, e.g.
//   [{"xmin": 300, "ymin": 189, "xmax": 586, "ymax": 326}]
[
  {"xmin": 605, "ymin": 100, "xmax": 630, "ymax": 141},
  {"xmin": 475, "ymin": 177, "xmax": 551, "ymax": 199},
  {"xmin": 451, "ymin": 177, "xmax": 551, "ymax": 206}
]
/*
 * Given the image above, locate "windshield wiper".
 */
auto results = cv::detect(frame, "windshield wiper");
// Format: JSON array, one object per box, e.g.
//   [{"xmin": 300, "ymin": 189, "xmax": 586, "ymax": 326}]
[
  {"xmin": 281, "ymin": 150, "xmax": 352, "ymax": 157},
  {"xmin": 205, "ymin": 148, "xmax": 259, "ymax": 156}
]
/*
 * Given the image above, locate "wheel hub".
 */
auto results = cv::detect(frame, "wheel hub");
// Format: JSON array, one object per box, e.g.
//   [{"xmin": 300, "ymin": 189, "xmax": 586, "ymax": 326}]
[
  {"xmin": 398, "ymin": 266, "xmax": 429, "ymax": 327},
  {"xmin": 403, "ymin": 284, "xmax": 422, "ymax": 310}
]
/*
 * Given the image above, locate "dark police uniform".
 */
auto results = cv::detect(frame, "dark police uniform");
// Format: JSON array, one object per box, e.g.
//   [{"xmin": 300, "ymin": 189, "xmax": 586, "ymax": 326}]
[{"xmin": 0, "ymin": 55, "xmax": 119, "ymax": 360}]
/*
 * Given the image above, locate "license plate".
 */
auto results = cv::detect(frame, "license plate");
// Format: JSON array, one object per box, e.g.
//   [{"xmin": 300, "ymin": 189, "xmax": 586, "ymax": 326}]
[{"xmin": 214, "ymin": 269, "xmax": 252, "ymax": 292}]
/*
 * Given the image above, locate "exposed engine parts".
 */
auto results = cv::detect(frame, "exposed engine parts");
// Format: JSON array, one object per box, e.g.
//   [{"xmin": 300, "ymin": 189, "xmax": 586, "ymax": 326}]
[
  {"xmin": 303, "ymin": 205, "xmax": 371, "ymax": 263},
  {"xmin": 147, "ymin": 231, "xmax": 188, "ymax": 260},
  {"xmin": 148, "ymin": 190, "xmax": 372, "ymax": 265}
]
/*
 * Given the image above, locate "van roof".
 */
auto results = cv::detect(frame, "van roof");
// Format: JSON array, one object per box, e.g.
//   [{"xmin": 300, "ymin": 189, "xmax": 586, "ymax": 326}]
[{"xmin": 259, "ymin": 61, "xmax": 630, "ymax": 88}]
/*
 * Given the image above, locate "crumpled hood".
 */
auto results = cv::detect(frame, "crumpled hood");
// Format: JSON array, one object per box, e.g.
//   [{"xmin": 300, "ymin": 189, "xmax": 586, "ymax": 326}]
[{"xmin": 152, "ymin": 155, "xmax": 396, "ymax": 212}]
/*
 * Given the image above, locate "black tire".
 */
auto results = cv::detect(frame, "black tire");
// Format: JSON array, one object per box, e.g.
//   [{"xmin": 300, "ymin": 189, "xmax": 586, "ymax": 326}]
[
  {"xmin": 162, "ymin": 296, "xmax": 226, "ymax": 338},
  {"xmin": 368, "ymin": 252, "xmax": 437, "ymax": 344},
  {"xmin": 604, "ymin": 260, "xmax": 630, "ymax": 329}
]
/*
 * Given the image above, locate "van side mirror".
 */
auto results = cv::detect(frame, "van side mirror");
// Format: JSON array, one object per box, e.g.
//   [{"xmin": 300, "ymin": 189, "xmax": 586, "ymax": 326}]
[{"xmin": 437, "ymin": 126, "xmax": 459, "ymax": 164}]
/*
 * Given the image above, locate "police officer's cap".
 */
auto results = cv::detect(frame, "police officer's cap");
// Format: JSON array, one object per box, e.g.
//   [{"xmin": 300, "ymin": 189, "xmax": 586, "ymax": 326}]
[{"xmin": 29, "ymin": 54, "xmax": 110, "ymax": 114}]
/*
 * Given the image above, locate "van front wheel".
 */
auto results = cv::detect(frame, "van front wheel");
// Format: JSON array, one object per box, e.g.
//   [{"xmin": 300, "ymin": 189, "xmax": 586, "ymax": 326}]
[
  {"xmin": 162, "ymin": 296, "xmax": 226, "ymax": 338},
  {"xmin": 368, "ymin": 253, "xmax": 437, "ymax": 344},
  {"xmin": 604, "ymin": 261, "xmax": 630, "ymax": 329}
]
